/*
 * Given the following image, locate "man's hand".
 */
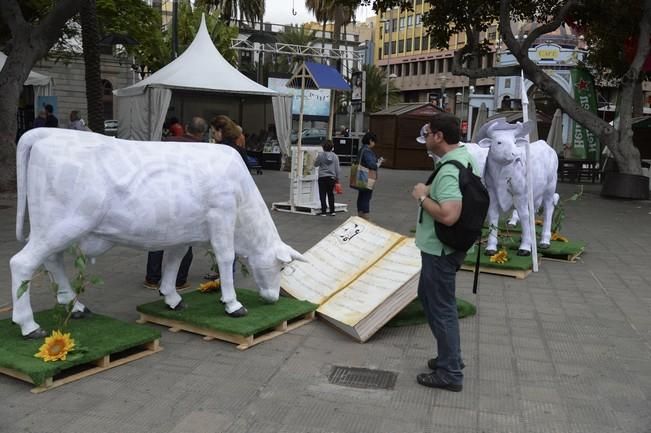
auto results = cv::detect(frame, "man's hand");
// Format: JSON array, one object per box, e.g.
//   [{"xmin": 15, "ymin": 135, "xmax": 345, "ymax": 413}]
[{"xmin": 412, "ymin": 183, "xmax": 428, "ymax": 200}]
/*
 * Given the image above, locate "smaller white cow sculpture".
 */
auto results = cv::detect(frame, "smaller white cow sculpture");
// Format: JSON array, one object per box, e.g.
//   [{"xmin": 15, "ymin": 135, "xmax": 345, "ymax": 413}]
[
  {"xmin": 11, "ymin": 128, "xmax": 304, "ymax": 338},
  {"xmin": 476, "ymin": 118, "xmax": 559, "ymax": 256}
]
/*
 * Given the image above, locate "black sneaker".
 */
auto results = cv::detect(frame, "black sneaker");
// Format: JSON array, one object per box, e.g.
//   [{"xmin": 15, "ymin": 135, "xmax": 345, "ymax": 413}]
[
  {"xmin": 416, "ymin": 372, "xmax": 462, "ymax": 392},
  {"xmin": 428, "ymin": 357, "xmax": 465, "ymax": 370},
  {"xmin": 328, "ymin": 212, "xmax": 336, "ymax": 216}
]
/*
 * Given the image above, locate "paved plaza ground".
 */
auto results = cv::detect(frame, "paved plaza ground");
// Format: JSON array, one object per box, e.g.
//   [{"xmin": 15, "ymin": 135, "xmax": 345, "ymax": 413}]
[{"xmin": 1, "ymin": 167, "xmax": 651, "ymax": 433}]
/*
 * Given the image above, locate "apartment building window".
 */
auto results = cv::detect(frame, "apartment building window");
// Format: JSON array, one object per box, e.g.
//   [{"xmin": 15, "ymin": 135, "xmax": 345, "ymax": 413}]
[
  {"xmin": 422, "ymin": 36, "xmax": 429, "ymax": 50},
  {"xmin": 398, "ymin": 39, "xmax": 404, "ymax": 53},
  {"xmin": 406, "ymin": 38, "xmax": 412, "ymax": 52},
  {"xmin": 412, "ymin": 63, "xmax": 418, "ymax": 75},
  {"xmin": 390, "ymin": 65, "xmax": 395, "ymax": 75},
  {"xmin": 384, "ymin": 20, "xmax": 390, "ymax": 33},
  {"xmin": 416, "ymin": 0, "xmax": 423, "ymax": 4},
  {"xmin": 445, "ymin": 58, "xmax": 452, "ymax": 72},
  {"xmin": 487, "ymin": 52, "xmax": 495, "ymax": 67},
  {"xmin": 405, "ymin": 63, "xmax": 410, "ymax": 76},
  {"xmin": 428, "ymin": 60, "xmax": 435, "ymax": 73},
  {"xmin": 414, "ymin": 36, "xmax": 421, "ymax": 50},
  {"xmin": 384, "ymin": 42, "xmax": 389, "ymax": 56},
  {"xmin": 415, "ymin": 14, "xmax": 422, "ymax": 26},
  {"xmin": 407, "ymin": 15, "xmax": 413, "ymax": 27},
  {"xmin": 378, "ymin": 47, "xmax": 382, "ymax": 60},
  {"xmin": 392, "ymin": 18, "xmax": 397, "ymax": 31},
  {"xmin": 487, "ymin": 26, "xmax": 497, "ymax": 41},
  {"xmin": 392, "ymin": 41, "xmax": 396, "ymax": 54},
  {"xmin": 420, "ymin": 61, "xmax": 427, "ymax": 74},
  {"xmin": 396, "ymin": 64, "xmax": 401, "ymax": 77},
  {"xmin": 399, "ymin": 17, "xmax": 405, "ymax": 29}
]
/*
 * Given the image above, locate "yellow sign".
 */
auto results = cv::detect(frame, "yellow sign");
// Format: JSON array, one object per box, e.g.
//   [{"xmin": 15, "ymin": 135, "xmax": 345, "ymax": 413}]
[{"xmin": 538, "ymin": 47, "xmax": 560, "ymax": 60}]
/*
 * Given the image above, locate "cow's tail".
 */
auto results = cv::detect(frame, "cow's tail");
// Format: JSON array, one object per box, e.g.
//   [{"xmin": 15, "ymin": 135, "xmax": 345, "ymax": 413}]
[{"xmin": 15, "ymin": 129, "xmax": 44, "ymax": 242}]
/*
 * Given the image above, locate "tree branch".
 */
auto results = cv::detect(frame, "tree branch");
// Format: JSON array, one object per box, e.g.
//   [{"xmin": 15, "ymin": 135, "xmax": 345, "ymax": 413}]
[
  {"xmin": 520, "ymin": 0, "xmax": 581, "ymax": 55},
  {"xmin": 33, "ymin": 0, "xmax": 83, "ymax": 54},
  {"xmin": 451, "ymin": 48, "xmax": 522, "ymax": 78},
  {"xmin": 0, "ymin": 0, "xmax": 26, "ymax": 33}
]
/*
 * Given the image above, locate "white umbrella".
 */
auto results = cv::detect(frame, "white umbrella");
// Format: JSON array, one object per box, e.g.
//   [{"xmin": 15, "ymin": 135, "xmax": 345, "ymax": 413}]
[
  {"xmin": 547, "ymin": 108, "xmax": 563, "ymax": 154},
  {"xmin": 471, "ymin": 103, "xmax": 488, "ymax": 142}
]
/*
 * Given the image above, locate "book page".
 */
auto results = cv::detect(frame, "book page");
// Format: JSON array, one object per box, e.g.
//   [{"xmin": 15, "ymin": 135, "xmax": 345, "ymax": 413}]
[
  {"xmin": 280, "ymin": 216, "xmax": 404, "ymax": 305},
  {"xmin": 316, "ymin": 238, "xmax": 421, "ymax": 326}
]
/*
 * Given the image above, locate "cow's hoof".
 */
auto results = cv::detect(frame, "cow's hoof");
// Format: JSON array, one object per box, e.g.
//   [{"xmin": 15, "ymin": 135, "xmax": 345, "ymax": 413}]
[
  {"xmin": 484, "ymin": 249, "xmax": 497, "ymax": 256},
  {"xmin": 517, "ymin": 249, "xmax": 531, "ymax": 256},
  {"xmin": 539, "ymin": 243, "xmax": 550, "ymax": 250},
  {"xmin": 227, "ymin": 306, "xmax": 248, "ymax": 317},
  {"xmin": 168, "ymin": 301, "xmax": 186, "ymax": 311},
  {"xmin": 25, "ymin": 328, "xmax": 47, "ymax": 339},
  {"xmin": 70, "ymin": 307, "xmax": 92, "ymax": 320}
]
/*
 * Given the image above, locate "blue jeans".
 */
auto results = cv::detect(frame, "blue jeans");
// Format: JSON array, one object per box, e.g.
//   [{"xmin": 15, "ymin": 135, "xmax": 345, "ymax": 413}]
[
  {"xmin": 418, "ymin": 250, "xmax": 464, "ymax": 385},
  {"xmin": 356, "ymin": 189, "xmax": 373, "ymax": 213},
  {"xmin": 146, "ymin": 248, "xmax": 193, "ymax": 285}
]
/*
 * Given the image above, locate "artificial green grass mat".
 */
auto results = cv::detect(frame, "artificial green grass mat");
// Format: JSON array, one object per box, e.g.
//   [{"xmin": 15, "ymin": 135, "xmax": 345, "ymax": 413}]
[
  {"xmin": 136, "ymin": 289, "xmax": 317, "ymax": 337},
  {"xmin": 498, "ymin": 236, "xmax": 585, "ymax": 256},
  {"xmin": 0, "ymin": 309, "xmax": 160, "ymax": 386},
  {"xmin": 387, "ymin": 298, "xmax": 476, "ymax": 327},
  {"xmin": 464, "ymin": 244, "xmax": 536, "ymax": 270}
]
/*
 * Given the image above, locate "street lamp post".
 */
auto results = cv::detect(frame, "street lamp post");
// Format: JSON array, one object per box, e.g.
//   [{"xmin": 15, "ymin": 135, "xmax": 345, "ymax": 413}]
[
  {"xmin": 384, "ymin": 18, "xmax": 393, "ymax": 110},
  {"xmin": 440, "ymin": 75, "xmax": 448, "ymax": 110}
]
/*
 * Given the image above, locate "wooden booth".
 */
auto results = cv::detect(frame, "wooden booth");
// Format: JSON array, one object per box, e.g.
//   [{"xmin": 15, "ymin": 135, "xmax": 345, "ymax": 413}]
[{"xmin": 369, "ymin": 103, "xmax": 444, "ymax": 170}]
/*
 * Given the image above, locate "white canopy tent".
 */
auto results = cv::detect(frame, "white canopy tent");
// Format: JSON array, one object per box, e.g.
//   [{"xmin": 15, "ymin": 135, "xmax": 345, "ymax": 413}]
[
  {"xmin": 114, "ymin": 15, "xmax": 289, "ymax": 145},
  {"xmin": 1, "ymin": 52, "xmax": 53, "ymax": 110}
]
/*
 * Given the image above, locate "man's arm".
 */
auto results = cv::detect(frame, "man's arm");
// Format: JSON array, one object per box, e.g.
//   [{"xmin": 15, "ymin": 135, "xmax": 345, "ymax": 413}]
[{"xmin": 412, "ymin": 182, "xmax": 462, "ymax": 226}]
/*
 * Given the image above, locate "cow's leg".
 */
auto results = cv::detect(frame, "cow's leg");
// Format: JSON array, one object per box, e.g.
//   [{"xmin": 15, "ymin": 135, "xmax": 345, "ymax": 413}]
[
  {"xmin": 157, "ymin": 246, "xmax": 187, "ymax": 310},
  {"xmin": 207, "ymin": 206, "xmax": 246, "ymax": 317},
  {"xmin": 508, "ymin": 209, "xmax": 519, "ymax": 227},
  {"xmin": 43, "ymin": 252, "xmax": 91, "ymax": 319},
  {"xmin": 484, "ymin": 197, "xmax": 500, "ymax": 256},
  {"xmin": 514, "ymin": 196, "xmax": 532, "ymax": 256},
  {"xmin": 539, "ymin": 193, "xmax": 556, "ymax": 249},
  {"xmin": 10, "ymin": 241, "xmax": 55, "ymax": 338}
]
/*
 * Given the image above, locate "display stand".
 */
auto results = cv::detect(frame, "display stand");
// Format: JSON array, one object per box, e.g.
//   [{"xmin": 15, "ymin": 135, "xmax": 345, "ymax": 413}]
[
  {"xmin": 460, "ymin": 244, "xmax": 540, "ymax": 279},
  {"xmin": 0, "ymin": 310, "xmax": 161, "ymax": 393},
  {"xmin": 272, "ymin": 147, "xmax": 348, "ymax": 215},
  {"xmin": 136, "ymin": 290, "xmax": 317, "ymax": 350},
  {"xmin": 270, "ymin": 61, "xmax": 351, "ymax": 216}
]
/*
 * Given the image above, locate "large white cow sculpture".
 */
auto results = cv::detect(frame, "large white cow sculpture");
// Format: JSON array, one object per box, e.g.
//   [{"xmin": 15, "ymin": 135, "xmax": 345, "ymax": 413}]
[
  {"xmin": 11, "ymin": 128, "xmax": 304, "ymax": 338},
  {"xmin": 476, "ymin": 118, "xmax": 559, "ymax": 256}
]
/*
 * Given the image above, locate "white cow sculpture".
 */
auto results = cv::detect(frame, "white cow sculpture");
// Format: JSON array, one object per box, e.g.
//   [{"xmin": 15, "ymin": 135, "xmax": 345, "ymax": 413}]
[
  {"xmin": 11, "ymin": 128, "xmax": 304, "ymax": 338},
  {"xmin": 476, "ymin": 118, "xmax": 559, "ymax": 256}
]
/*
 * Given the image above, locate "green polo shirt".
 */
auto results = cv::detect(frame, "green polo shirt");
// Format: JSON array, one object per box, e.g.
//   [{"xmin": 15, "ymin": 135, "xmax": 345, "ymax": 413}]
[{"xmin": 415, "ymin": 146, "xmax": 478, "ymax": 256}]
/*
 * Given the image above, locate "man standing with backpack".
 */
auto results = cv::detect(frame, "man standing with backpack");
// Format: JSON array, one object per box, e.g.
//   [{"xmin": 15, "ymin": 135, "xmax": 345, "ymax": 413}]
[{"xmin": 411, "ymin": 113, "xmax": 488, "ymax": 392}]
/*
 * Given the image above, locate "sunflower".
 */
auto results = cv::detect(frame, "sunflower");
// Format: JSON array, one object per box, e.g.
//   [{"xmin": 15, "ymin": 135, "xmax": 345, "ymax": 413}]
[
  {"xmin": 34, "ymin": 330, "xmax": 76, "ymax": 362},
  {"xmin": 489, "ymin": 249, "xmax": 509, "ymax": 264},
  {"xmin": 198, "ymin": 279, "xmax": 221, "ymax": 293},
  {"xmin": 551, "ymin": 232, "xmax": 569, "ymax": 242}
]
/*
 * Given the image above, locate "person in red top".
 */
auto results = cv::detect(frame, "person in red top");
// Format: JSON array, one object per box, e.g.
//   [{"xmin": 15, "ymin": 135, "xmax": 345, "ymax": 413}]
[{"xmin": 168, "ymin": 117, "xmax": 184, "ymax": 137}]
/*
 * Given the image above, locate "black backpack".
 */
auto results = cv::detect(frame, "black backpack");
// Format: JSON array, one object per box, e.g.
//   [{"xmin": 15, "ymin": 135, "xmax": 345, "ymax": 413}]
[
  {"xmin": 420, "ymin": 159, "xmax": 490, "ymax": 293},
  {"xmin": 423, "ymin": 159, "xmax": 490, "ymax": 252}
]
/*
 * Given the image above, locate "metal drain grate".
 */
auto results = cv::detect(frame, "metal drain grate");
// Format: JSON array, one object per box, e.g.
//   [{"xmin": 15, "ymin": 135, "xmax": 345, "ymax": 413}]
[{"xmin": 328, "ymin": 366, "xmax": 397, "ymax": 390}]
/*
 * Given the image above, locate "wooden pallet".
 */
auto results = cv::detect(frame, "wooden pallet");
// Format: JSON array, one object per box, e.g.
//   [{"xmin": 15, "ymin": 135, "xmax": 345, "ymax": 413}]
[
  {"xmin": 272, "ymin": 201, "xmax": 348, "ymax": 215},
  {"xmin": 0, "ymin": 339, "xmax": 162, "ymax": 394},
  {"xmin": 137, "ymin": 311, "xmax": 316, "ymax": 350},
  {"xmin": 541, "ymin": 248, "xmax": 584, "ymax": 263},
  {"xmin": 461, "ymin": 260, "xmax": 540, "ymax": 280}
]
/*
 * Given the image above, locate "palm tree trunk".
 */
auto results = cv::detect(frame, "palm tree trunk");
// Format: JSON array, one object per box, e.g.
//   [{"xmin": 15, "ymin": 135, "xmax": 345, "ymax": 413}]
[{"xmin": 81, "ymin": 0, "xmax": 104, "ymax": 133}]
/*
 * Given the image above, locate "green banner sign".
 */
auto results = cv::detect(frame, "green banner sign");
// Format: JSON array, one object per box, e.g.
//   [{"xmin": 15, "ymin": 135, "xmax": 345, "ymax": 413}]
[{"xmin": 570, "ymin": 68, "xmax": 600, "ymax": 161}]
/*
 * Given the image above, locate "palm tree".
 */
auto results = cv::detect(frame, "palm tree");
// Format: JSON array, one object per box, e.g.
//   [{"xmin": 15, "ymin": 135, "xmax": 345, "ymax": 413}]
[
  {"xmin": 196, "ymin": 0, "xmax": 264, "ymax": 24},
  {"xmin": 305, "ymin": 0, "xmax": 354, "ymax": 66},
  {"xmin": 275, "ymin": 26, "xmax": 317, "ymax": 72},
  {"xmin": 305, "ymin": 0, "xmax": 331, "ymax": 51}
]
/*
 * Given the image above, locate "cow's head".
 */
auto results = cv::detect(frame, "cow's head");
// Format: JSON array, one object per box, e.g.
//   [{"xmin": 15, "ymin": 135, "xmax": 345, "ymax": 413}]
[
  {"xmin": 247, "ymin": 242, "xmax": 305, "ymax": 303},
  {"xmin": 477, "ymin": 118, "xmax": 534, "ymax": 165}
]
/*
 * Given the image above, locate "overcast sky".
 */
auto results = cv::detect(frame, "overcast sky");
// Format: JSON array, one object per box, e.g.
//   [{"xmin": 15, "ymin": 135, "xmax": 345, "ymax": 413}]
[{"xmin": 263, "ymin": 0, "xmax": 376, "ymax": 25}]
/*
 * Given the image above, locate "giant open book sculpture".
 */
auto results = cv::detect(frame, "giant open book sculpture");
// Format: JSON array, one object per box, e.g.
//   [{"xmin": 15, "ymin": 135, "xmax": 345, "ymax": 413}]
[{"xmin": 280, "ymin": 217, "xmax": 421, "ymax": 342}]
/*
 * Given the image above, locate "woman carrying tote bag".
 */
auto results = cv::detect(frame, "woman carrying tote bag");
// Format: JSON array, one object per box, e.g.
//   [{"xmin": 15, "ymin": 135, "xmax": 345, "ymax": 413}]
[{"xmin": 354, "ymin": 131, "xmax": 383, "ymax": 220}]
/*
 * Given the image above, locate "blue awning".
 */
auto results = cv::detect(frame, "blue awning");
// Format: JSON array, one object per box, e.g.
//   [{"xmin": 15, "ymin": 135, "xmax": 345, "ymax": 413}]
[{"xmin": 286, "ymin": 61, "xmax": 351, "ymax": 91}]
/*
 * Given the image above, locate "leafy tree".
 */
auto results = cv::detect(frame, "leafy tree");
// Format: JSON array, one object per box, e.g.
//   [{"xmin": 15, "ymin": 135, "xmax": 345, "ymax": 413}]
[
  {"xmin": 358, "ymin": 0, "xmax": 650, "ymax": 175},
  {"xmin": 0, "ymin": 0, "xmax": 83, "ymax": 191},
  {"xmin": 195, "ymin": 0, "xmax": 265, "ymax": 24}
]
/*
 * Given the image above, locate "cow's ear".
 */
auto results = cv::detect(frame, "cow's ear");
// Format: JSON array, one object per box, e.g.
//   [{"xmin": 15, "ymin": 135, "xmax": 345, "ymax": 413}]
[
  {"xmin": 515, "ymin": 138, "xmax": 529, "ymax": 148},
  {"xmin": 477, "ymin": 138, "xmax": 492, "ymax": 148},
  {"xmin": 277, "ymin": 244, "xmax": 306, "ymax": 264}
]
